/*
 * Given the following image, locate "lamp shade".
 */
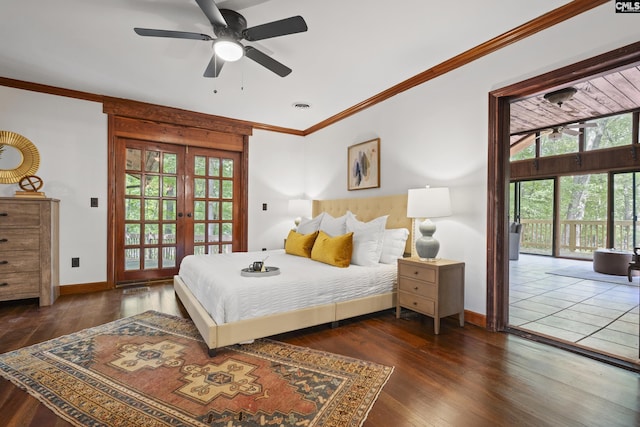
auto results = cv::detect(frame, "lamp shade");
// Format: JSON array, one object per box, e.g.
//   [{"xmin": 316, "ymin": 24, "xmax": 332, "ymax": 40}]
[{"xmin": 407, "ymin": 186, "xmax": 452, "ymax": 219}]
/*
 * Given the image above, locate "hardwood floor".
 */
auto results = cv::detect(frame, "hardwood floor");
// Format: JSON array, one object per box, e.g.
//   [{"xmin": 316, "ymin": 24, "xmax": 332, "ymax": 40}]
[{"xmin": 1, "ymin": 284, "xmax": 639, "ymax": 427}]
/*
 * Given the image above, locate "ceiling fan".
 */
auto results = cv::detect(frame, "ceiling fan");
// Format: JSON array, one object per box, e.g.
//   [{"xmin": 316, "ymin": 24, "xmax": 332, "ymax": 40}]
[
  {"xmin": 535, "ymin": 123, "xmax": 597, "ymax": 141},
  {"xmin": 133, "ymin": 0, "xmax": 307, "ymax": 78}
]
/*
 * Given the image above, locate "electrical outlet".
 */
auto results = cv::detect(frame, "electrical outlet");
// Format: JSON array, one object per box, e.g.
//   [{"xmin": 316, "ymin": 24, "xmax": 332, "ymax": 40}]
[
  {"xmin": 262, "ymin": 248, "xmax": 267, "ymax": 251},
  {"xmin": 90, "ymin": 197, "xmax": 98, "ymax": 207},
  {"xmin": 71, "ymin": 257, "xmax": 80, "ymax": 268},
  {"xmin": 262, "ymin": 203, "xmax": 267, "ymax": 211}
]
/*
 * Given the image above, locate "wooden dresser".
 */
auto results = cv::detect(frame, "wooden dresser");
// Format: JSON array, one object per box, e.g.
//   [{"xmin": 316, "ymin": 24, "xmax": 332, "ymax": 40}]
[
  {"xmin": 0, "ymin": 197, "xmax": 60, "ymax": 306},
  {"xmin": 396, "ymin": 257, "xmax": 465, "ymax": 334}
]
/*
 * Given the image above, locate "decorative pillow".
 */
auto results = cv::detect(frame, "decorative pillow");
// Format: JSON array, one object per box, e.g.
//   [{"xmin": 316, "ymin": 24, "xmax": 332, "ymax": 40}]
[
  {"xmin": 346, "ymin": 215, "xmax": 388, "ymax": 266},
  {"xmin": 311, "ymin": 231, "xmax": 353, "ymax": 268},
  {"xmin": 319, "ymin": 212, "xmax": 352, "ymax": 236},
  {"xmin": 379, "ymin": 228, "xmax": 410, "ymax": 264},
  {"xmin": 285, "ymin": 230, "xmax": 319, "ymax": 258},
  {"xmin": 296, "ymin": 213, "xmax": 325, "ymax": 235}
]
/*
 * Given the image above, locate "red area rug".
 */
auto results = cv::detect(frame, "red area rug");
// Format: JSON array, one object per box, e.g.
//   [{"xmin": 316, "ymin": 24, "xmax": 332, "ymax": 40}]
[{"xmin": 0, "ymin": 311, "xmax": 392, "ymax": 426}]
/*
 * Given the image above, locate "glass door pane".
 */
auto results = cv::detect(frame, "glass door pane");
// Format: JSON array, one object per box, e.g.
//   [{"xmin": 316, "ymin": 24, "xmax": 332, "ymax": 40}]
[
  {"xmin": 517, "ymin": 179, "xmax": 554, "ymax": 256},
  {"xmin": 613, "ymin": 172, "xmax": 640, "ymax": 251},
  {"xmin": 558, "ymin": 174, "xmax": 607, "ymax": 259}
]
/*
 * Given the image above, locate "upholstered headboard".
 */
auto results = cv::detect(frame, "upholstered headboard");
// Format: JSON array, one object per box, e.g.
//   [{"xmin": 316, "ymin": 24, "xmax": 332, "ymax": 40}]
[{"xmin": 312, "ymin": 194, "xmax": 412, "ymax": 255}]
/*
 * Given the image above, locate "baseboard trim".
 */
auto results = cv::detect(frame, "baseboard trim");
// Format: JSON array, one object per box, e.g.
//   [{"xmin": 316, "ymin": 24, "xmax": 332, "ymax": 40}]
[
  {"xmin": 59, "ymin": 282, "xmax": 112, "ymax": 295},
  {"xmin": 464, "ymin": 310, "xmax": 486, "ymax": 328}
]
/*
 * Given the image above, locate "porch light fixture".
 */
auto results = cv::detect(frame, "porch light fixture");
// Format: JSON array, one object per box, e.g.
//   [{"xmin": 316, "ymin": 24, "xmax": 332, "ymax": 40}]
[
  {"xmin": 544, "ymin": 87, "xmax": 577, "ymax": 107},
  {"xmin": 407, "ymin": 186, "xmax": 452, "ymax": 260},
  {"xmin": 214, "ymin": 39, "xmax": 244, "ymax": 62}
]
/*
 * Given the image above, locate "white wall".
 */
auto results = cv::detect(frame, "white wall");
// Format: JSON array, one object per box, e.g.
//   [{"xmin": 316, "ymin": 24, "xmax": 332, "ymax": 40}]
[
  {"xmin": 247, "ymin": 129, "xmax": 306, "ymax": 251},
  {"xmin": 0, "ymin": 87, "xmax": 108, "ymax": 286}
]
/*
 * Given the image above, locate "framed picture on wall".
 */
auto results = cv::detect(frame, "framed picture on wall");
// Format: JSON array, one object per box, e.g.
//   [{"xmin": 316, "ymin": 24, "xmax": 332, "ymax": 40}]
[{"xmin": 347, "ymin": 138, "xmax": 380, "ymax": 191}]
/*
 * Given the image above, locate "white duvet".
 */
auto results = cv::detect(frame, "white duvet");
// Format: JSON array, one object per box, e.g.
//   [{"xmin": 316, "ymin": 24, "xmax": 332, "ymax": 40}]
[{"xmin": 178, "ymin": 249, "xmax": 396, "ymax": 325}]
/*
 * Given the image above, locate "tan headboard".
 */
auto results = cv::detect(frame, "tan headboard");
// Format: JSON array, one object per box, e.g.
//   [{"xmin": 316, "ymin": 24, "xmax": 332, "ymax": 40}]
[{"xmin": 313, "ymin": 194, "xmax": 412, "ymax": 254}]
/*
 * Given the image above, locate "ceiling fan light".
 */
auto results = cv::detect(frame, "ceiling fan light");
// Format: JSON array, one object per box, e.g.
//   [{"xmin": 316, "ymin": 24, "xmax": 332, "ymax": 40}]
[{"xmin": 214, "ymin": 39, "xmax": 244, "ymax": 62}]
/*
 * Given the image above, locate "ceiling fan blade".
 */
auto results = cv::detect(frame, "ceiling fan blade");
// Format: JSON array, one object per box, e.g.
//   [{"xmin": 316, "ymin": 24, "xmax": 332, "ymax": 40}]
[
  {"xmin": 243, "ymin": 16, "xmax": 307, "ymax": 41},
  {"xmin": 204, "ymin": 54, "xmax": 225, "ymax": 78},
  {"xmin": 134, "ymin": 28, "xmax": 213, "ymax": 41},
  {"xmin": 245, "ymin": 46, "xmax": 291, "ymax": 77},
  {"xmin": 216, "ymin": 0, "xmax": 271, "ymax": 10},
  {"xmin": 565, "ymin": 122, "xmax": 597, "ymax": 129},
  {"xmin": 195, "ymin": 0, "xmax": 228, "ymax": 27},
  {"xmin": 562, "ymin": 128, "xmax": 580, "ymax": 136}
]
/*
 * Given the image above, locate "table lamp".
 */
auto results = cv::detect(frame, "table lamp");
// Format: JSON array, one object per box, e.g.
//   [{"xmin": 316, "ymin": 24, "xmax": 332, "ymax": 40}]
[{"xmin": 407, "ymin": 186, "xmax": 452, "ymax": 260}]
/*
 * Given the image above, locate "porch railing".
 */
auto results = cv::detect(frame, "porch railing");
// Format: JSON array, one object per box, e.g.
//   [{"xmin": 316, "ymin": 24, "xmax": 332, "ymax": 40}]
[{"xmin": 518, "ymin": 219, "xmax": 635, "ymax": 257}]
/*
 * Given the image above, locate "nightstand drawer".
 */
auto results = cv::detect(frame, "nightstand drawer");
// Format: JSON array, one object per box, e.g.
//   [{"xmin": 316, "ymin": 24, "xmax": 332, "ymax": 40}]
[
  {"xmin": 398, "ymin": 262, "xmax": 436, "ymax": 283},
  {"xmin": 398, "ymin": 277, "xmax": 436, "ymax": 299},
  {"xmin": 398, "ymin": 292, "xmax": 435, "ymax": 316}
]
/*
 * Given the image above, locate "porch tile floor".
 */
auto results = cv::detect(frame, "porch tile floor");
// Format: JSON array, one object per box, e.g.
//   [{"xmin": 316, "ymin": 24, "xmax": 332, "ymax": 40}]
[{"xmin": 509, "ymin": 254, "xmax": 640, "ymax": 362}]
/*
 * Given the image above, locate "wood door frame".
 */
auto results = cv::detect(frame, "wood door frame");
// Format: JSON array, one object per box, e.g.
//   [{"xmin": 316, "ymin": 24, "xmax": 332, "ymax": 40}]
[
  {"xmin": 487, "ymin": 41, "xmax": 640, "ymax": 331},
  {"xmin": 105, "ymin": 99, "xmax": 251, "ymax": 288}
]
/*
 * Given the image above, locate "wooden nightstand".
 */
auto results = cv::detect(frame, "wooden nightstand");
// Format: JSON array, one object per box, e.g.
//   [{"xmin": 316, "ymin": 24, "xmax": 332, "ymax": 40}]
[{"xmin": 396, "ymin": 257, "xmax": 465, "ymax": 334}]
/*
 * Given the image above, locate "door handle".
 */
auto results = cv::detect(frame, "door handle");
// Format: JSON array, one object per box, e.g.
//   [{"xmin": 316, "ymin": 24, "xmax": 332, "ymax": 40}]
[
  {"xmin": 187, "ymin": 213, "xmax": 192, "ymax": 218},
  {"xmin": 178, "ymin": 213, "xmax": 183, "ymax": 218}
]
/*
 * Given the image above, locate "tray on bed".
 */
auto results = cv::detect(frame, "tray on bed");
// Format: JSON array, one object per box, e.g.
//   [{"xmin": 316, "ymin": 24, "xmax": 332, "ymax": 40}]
[{"xmin": 240, "ymin": 266, "xmax": 280, "ymax": 277}]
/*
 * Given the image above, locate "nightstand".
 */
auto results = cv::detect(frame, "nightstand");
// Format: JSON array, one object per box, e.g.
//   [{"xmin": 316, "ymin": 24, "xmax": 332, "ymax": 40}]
[{"xmin": 396, "ymin": 257, "xmax": 465, "ymax": 334}]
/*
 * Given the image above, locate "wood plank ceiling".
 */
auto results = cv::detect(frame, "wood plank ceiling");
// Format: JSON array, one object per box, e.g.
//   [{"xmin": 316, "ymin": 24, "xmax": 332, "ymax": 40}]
[{"xmin": 510, "ymin": 65, "xmax": 640, "ymax": 141}]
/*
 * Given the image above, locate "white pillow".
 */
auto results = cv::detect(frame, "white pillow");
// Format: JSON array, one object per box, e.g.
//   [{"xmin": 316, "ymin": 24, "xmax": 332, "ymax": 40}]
[
  {"xmin": 346, "ymin": 215, "xmax": 388, "ymax": 266},
  {"xmin": 379, "ymin": 228, "xmax": 409, "ymax": 264},
  {"xmin": 319, "ymin": 211, "xmax": 352, "ymax": 236},
  {"xmin": 296, "ymin": 213, "xmax": 325, "ymax": 235}
]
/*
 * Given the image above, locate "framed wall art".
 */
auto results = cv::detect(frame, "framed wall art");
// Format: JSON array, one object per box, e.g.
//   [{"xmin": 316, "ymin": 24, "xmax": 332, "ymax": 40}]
[{"xmin": 347, "ymin": 138, "xmax": 380, "ymax": 191}]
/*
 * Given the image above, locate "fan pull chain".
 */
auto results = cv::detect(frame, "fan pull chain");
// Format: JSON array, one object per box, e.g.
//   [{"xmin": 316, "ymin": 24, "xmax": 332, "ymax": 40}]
[{"xmin": 213, "ymin": 54, "xmax": 218, "ymax": 94}]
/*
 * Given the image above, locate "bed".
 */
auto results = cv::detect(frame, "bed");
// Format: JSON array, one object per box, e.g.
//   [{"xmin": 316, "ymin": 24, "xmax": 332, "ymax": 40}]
[{"xmin": 174, "ymin": 194, "xmax": 412, "ymax": 355}]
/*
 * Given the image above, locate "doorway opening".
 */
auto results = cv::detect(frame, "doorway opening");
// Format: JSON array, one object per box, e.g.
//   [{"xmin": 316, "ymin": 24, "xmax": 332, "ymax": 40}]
[{"xmin": 487, "ymin": 41, "xmax": 640, "ymax": 370}]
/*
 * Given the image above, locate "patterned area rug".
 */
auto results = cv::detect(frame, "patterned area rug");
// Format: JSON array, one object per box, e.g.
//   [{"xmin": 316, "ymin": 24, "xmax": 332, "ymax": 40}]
[{"xmin": 0, "ymin": 311, "xmax": 392, "ymax": 426}]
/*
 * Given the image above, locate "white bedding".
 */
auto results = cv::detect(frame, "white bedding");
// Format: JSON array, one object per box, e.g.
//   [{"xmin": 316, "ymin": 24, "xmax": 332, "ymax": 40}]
[{"xmin": 178, "ymin": 249, "xmax": 397, "ymax": 325}]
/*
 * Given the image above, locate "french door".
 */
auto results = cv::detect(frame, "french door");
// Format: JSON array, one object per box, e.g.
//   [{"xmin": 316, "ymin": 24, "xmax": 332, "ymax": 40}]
[{"xmin": 114, "ymin": 139, "xmax": 241, "ymax": 284}]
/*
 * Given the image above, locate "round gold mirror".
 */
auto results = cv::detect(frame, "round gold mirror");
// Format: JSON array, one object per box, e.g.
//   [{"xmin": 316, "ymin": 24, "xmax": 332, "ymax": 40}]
[{"xmin": 0, "ymin": 131, "xmax": 40, "ymax": 184}]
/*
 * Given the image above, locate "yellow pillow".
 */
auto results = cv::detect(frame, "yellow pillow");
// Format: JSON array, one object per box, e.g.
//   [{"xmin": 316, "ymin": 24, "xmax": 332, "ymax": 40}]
[
  {"xmin": 311, "ymin": 231, "xmax": 354, "ymax": 268},
  {"xmin": 285, "ymin": 230, "xmax": 319, "ymax": 258}
]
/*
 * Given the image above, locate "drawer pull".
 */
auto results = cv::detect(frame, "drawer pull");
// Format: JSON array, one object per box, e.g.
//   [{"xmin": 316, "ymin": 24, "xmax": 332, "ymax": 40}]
[
  {"xmin": 413, "ymin": 302, "xmax": 418, "ymax": 306},
  {"xmin": 414, "ymin": 286, "xmax": 419, "ymax": 291},
  {"xmin": 0, "ymin": 260, "xmax": 7, "ymax": 265},
  {"xmin": 0, "ymin": 283, "xmax": 7, "ymax": 287},
  {"xmin": 0, "ymin": 239, "xmax": 7, "ymax": 243},
  {"xmin": 414, "ymin": 271, "xmax": 419, "ymax": 275},
  {"xmin": 0, "ymin": 213, "xmax": 7, "ymax": 216}
]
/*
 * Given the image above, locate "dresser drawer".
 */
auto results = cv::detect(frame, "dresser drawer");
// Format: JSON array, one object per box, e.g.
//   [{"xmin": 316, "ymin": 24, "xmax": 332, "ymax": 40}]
[
  {"xmin": 398, "ymin": 292, "xmax": 435, "ymax": 316},
  {"xmin": 0, "ymin": 251, "xmax": 39, "ymax": 273},
  {"xmin": 0, "ymin": 272, "xmax": 40, "ymax": 301},
  {"xmin": 398, "ymin": 262, "xmax": 436, "ymax": 283},
  {"xmin": 0, "ymin": 229, "xmax": 39, "ymax": 251},
  {"xmin": 398, "ymin": 277, "xmax": 436, "ymax": 299},
  {"xmin": 0, "ymin": 202, "xmax": 40, "ymax": 227}
]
